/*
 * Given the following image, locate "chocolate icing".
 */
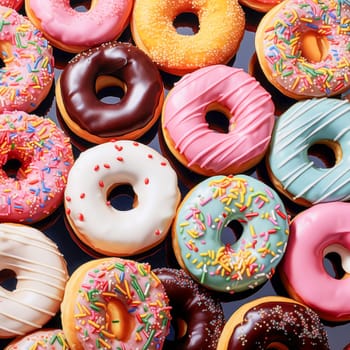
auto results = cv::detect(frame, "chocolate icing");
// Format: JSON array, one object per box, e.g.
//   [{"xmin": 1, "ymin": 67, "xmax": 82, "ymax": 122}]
[
  {"xmin": 228, "ymin": 301, "xmax": 330, "ymax": 349},
  {"xmin": 154, "ymin": 267, "xmax": 225, "ymax": 350},
  {"xmin": 59, "ymin": 41, "xmax": 163, "ymax": 137}
]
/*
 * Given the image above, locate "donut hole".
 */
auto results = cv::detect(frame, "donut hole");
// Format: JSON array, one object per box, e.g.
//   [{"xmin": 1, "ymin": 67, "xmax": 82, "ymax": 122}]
[
  {"xmin": 2, "ymin": 158, "xmax": 22, "ymax": 179},
  {"xmin": 205, "ymin": 105, "xmax": 231, "ymax": 134},
  {"xmin": 300, "ymin": 31, "xmax": 330, "ymax": 63},
  {"xmin": 107, "ymin": 184, "xmax": 137, "ymax": 211},
  {"xmin": 106, "ymin": 300, "xmax": 135, "ymax": 341},
  {"xmin": 173, "ymin": 12, "xmax": 200, "ymax": 36},
  {"xmin": 95, "ymin": 76, "xmax": 126, "ymax": 105},
  {"xmin": 323, "ymin": 252, "xmax": 346, "ymax": 280},
  {"xmin": 221, "ymin": 220, "xmax": 244, "ymax": 245},
  {"xmin": 266, "ymin": 342, "xmax": 289, "ymax": 350},
  {"xmin": 70, "ymin": 0, "xmax": 91, "ymax": 12},
  {"xmin": 307, "ymin": 141, "xmax": 339, "ymax": 169},
  {"xmin": 0, "ymin": 269, "xmax": 17, "ymax": 291},
  {"xmin": 168, "ymin": 317, "xmax": 188, "ymax": 341}
]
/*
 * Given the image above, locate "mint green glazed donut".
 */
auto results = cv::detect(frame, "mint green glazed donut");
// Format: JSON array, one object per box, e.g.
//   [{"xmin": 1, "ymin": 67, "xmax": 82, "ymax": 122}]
[{"xmin": 172, "ymin": 174, "xmax": 290, "ymax": 293}]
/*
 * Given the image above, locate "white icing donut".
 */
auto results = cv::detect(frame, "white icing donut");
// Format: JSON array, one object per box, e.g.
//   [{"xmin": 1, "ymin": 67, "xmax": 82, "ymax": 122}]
[
  {"xmin": 0, "ymin": 223, "xmax": 68, "ymax": 338},
  {"xmin": 64, "ymin": 140, "xmax": 181, "ymax": 256}
]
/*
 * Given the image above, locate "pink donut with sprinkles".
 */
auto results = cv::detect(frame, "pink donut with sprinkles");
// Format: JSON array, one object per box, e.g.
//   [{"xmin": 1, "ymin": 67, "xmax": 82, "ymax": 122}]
[
  {"xmin": 0, "ymin": 111, "xmax": 74, "ymax": 223},
  {"xmin": 255, "ymin": 0, "xmax": 350, "ymax": 99},
  {"xmin": 0, "ymin": 6, "xmax": 54, "ymax": 112},
  {"xmin": 0, "ymin": 0, "xmax": 23, "ymax": 10}
]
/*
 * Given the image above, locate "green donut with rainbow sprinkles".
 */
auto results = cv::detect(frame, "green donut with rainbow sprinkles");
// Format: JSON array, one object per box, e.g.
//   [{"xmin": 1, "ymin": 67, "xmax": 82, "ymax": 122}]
[{"xmin": 173, "ymin": 174, "xmax": 290, "ymax": 293}]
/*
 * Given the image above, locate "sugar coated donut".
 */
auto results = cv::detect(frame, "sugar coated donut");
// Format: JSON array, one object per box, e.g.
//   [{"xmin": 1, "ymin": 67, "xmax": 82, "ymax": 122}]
[
  {"xmin": 154, "ymin": 267, "xmax": 225, "ymax": 350},
  {"xmin": 5, "ymin": 329, "xmax": 69, "ymax": 349},
  {"xmin": 131, "ymin": 0, "xmax": 245, "ymax": 75},
  {"xmin": 64, "ymin": 140, "xmax": 180, "ymax": 256},
  {"xmin": 172, "ymin": 174, "xmax": 290, "ymax": 293},
  {"xmin": 61, "ymin": 257, "xmax": 171, "ymax": 350},
  {"xmin": 0, "ymin": 223, "xmax": 68, "ymax": 338},
  {"xmin": 217, "ymin": 296, "xmax": 330, "ymax": 349},
  {"xmin": 267, "ymin": 98, "xmax": 350, "ymax": 207},
  {"xmin": 162, "ymin": 65, "xmax": 275, "ymax": 176},
  {"xmin": 25, "ymin": 0, "xmax": 133, "ymax": 53},
  {"xmin": 0, "ymin": 0, "xmax": 22, "ymax": 10},
  {"xmin": 279, "ymin": 202, "xmax": 350, "ymax": 322},
  {"xmin": 0, "ymin": 112, "xmax": 73, "ymax": 223},
  {"xmin": 56, "ymin": 41, "xmax": 164, "ymax": 144},
  {"xmin": 239, "ymin": 0, "xmax": 282, "ymax": 13},
  {"xmin": 255, "ymin": 0, "xmax": 350, "ymax": 99},
  {"xmin": 0, "ymin": 6, "xmax": 54, "ymax": 113}
]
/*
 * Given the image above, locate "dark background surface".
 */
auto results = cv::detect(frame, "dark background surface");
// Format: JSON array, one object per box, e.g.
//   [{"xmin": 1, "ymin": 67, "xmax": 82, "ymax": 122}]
[{"xmin": 0, "ymin": 2, "xmax": 349, "ymax": 349}]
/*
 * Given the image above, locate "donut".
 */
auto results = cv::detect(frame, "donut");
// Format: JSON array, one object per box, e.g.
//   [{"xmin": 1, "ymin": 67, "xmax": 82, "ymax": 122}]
[
  {"xmin": 267, "ymin": 98, "xmax": 350, "ymax": 207},
  {"xmin": 278, "ymin": 202, "xmax": 350, "ymax": 322},
  {"xmin": 55, "ymin": 41, "xmax": 164, "ymax": 144},
  {"xmin": 255, "ymin": 0, "xmax": 350, "ymax": 99},
  {"xmin": 162, "ymin": 65, "xmax": 275, "ymax": 176},
  {"xmin": 0, "ymin": 223, "xmax": 68, "ymax": 338},
  {"xmin": 0, "ymin": 111, "xmax": 73, "ymax": 224},
  {"xmin": 238, "ymin": 0, "xmax": 281, "ymax": 13},
  {"xmin": 64, "ymin": 140, "xmax": 181, "ymax": 256},
  {"xmin": 0, "ymin": 6, "xmax": 54, "ymax": 113},
  {"xmin": 0, "ymin": 0, "xmax": 22, "ymax": 10},
  {"xmin": 172, "ymin": 174, "xmax": 290, "ymax": 293},
  {"xmin": 24, "ymin": 0, "xmax": 133, "ymax": 53},
  {"xmin": 4, "ymin": 329, "xmax": 69, "ymax": 349},
  {"xmin": 61, "ymin": 257, "xmax": 171, "ymax": 350},
  {"xmin": 131, "ymin": 0, "xmax": 245, "ymax": 76},
  {"xmin": 217, "ymin": 296, "xmax": 330, "ymax": 349},
  {"xmin": 154, "ymin": 267, "xmax": 225, "ymax": 350}
]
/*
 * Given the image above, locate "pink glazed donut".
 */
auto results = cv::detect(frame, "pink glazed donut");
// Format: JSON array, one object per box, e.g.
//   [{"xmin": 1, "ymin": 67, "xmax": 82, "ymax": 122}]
[
  {"xmin": 25, "ymin": 0, "xmax": 133, "ymax": 53},
  {"xmin": 279, "ymin": 202, "xmax": 350, "ymax": 321},
  {"xmin": 162, "ymin": 65, "xmax": 275, "ymax": 176},
  {"xmin": 0, "ymin": 0, "xmax": 22, "ymax": 10}
]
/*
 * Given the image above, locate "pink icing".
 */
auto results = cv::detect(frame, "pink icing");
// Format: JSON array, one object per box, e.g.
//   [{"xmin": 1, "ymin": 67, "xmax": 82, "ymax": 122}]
[
  {"xmin": 162, "ymin": 65, "xmax": 275, "ymax": 174},
  {"xmin": 26, "ymin": 0, "xmax": 132, "ymax": 52},
  {"xmin": 279, "ymin": 202, "xmax": 350, "ymax": 321},
  {"xmin": 0, "ymin": 0, "xmax": 22, "ymax": 10}
]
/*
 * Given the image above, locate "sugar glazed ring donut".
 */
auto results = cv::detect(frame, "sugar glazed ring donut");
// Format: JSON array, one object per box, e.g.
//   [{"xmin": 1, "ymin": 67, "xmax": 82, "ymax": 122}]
[
  {"xmin": 25, "ymin": 0, "xmax": 133, "ymax": 53},
  {"xmin": 61, "ymin": 257, "xmax": 171, "ymax": 350},
  {"xmin": 154, "ymin": 267, "xmax": 225, "ymax": 350},
  {"xmin": 0, "ymin": 0, "xmax": 23, "ymax": 10},
  {"xmin": 56, "ymin": 42, "xmax": 164, "ymax": 144},
  {"xmin": 0, "ymin": 223, "xmax": 68, "ymax": 338},
  {"xmin": 279, "ymin": 202, "xmax": 350, "ymax": 322},
  {"xmin": 172, "ymin": 174, "xmax": 290, "ymax": 293},
  {"xmin": 255, "ymin": 0, "xmax": 350, "ymax": 99},
  {"xmin": 217, "ymin": 296, "xmax": 330, "ymax": 349},
  {"xmin": 0, "ymin": 112, "xmax": 73, "ymax": 223},
  {"xmin": 64, "ymin": 140, "xmax": 181, "ymax": 256},
  {"xmin": 131, "ymin": 0, "xmax": 245, "ymax": 75},
  {"xmin": 5, "ymin": 329, "xmax": 70, "ymax": 349},
  {"xmin": 267, "ymin": 98, "xmax": 350, "ymax": 207},
  {"xmin": 162, "ymin": 65, "xmax": 275, "ymax": 176},
  {"xmin": 0, "ymin": 6, "xmax": 54, "ymax": 113}
]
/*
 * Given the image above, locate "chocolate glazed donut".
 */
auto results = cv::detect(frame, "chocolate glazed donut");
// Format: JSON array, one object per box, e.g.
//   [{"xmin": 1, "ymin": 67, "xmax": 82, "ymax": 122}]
[
  {"xmin": 154, "ymin": 267, "xmax": 225, "ymax": 350},
  {"xmin": 56, "ymin": 41, "xmax": 164, "ymax": 142}
]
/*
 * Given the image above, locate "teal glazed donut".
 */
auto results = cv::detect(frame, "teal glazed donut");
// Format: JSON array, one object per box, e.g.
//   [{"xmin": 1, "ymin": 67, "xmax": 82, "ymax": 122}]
[
  {"xmin": 268, "ymin": 98, "xmax": 350, "ymax": 207},
  {"xmin": 172, "ymin": 174, "xmax": 290, "ymax": 293}
]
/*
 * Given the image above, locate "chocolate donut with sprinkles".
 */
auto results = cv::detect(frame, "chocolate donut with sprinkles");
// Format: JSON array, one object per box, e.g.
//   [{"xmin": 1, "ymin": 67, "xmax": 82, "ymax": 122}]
[
  {"xmin": 0, "ymin": 111, "xmax": 73, "ymax": 224},
  {"xmin": 255, "ymin": 0, "xmax": 350, "ymax": 99},
  {"xmin": 172, "ymin": 174, "xmax": 290, "ymax": 294},
  {"xmin": 0, "ymin": 6, "xmax": 54, "ymax": 112}
]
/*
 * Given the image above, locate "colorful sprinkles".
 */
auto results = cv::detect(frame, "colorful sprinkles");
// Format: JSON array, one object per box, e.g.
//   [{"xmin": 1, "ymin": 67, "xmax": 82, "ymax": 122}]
[
  {"xmin": 259, "ymin": 0, "xmax": 350, "ymax": 97},
  {"xmin": 174, "ymin": 175, "xmax": 290, "ymax": 293}
]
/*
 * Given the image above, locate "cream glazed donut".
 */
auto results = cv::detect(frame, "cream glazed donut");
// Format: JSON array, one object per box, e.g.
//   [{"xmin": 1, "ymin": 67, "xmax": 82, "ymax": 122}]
[
  {"xmin": 25, "ymin": 0, "xmax": 133, "ymax": 53},
  {"xmin": 0, "ymin": 223, "xmax": 68, "ymax": 338},
  {"xmin": 162, "ymin": 65, "xmax": 275, "ymax": 176},
  {"xmin": 64, "ymin": 140, "xmax": 181, "ymax": 256},
  {"xmin": 279, "ymin": 202, "xmax": 350, "ymax": 322}
]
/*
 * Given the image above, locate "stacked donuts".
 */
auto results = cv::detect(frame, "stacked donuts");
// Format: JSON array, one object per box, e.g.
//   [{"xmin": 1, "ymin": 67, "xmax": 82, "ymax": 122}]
[{"xmin": 0, "ymin": 0, "xmax": 349, "ymax": 349}]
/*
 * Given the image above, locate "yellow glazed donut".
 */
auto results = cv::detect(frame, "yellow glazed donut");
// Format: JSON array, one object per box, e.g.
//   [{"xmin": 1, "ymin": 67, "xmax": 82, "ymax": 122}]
[
  {"xmin": 0, "ymin": 223, "xmax": 68, "ymax": 338},
  {"xmin": 131, "ymin": 0, "xmax": 245, "ymax": 76},
  {"xmin": 255, "ymin": 0, "xmax": 350, "ymax": 99},
  {"xmin": 61, "ymin": 257, "xmax": 171, "ymax": 350}
]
